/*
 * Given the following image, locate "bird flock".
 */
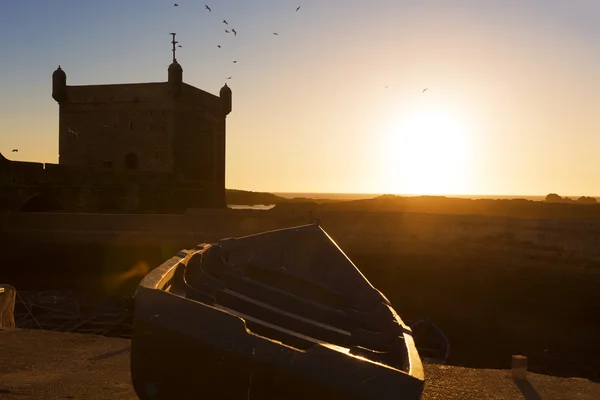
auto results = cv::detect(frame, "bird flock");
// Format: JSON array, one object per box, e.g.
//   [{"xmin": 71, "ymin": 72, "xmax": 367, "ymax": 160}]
[
  {"xmin": 6, "ymin": 3, "xmax": 431, "ymax": 157},
  {"xmin": 172, "ymin": 3, "xmax": 303, "ymax": 83},
  {"xmin": 170, "ymin": 3, "xmax": 428, "ymax": 93}
]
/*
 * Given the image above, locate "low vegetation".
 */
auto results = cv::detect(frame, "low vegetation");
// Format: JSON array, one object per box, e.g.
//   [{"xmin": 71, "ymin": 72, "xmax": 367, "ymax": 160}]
[
  {"xmin": 225, "ymin": 189, "xmax": 288, "ymax": 205},
  {"xmin": 266, "ymin": 194, "xmax": 600, "ymax": 221},
  {"xmin": 226, "ymin": 189, "xmax": 345, "ymax": 206}
]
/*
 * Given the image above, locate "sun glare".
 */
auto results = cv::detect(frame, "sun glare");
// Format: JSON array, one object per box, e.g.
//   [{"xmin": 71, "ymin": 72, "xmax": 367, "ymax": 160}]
[{"xmin": 383, "ymin": 107, "xmax": 472, "ymax": 195}]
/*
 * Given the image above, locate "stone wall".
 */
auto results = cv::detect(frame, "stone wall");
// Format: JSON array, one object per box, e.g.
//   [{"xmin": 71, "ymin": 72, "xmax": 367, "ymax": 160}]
[
  {"xmin": 173, "ymin": 84, "xmax": 225, "ymax": 184},
  {"xmin": 0, "ymin": 158, "xmax": 224, "ymax": 213},
  {"xmin": 59, "ymin": 83, "xmax": 175, "ymax": 172}
]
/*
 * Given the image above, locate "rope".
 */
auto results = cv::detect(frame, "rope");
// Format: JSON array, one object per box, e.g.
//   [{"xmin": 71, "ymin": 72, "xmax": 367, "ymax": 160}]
[{"xmin": 16, "ymin": 291, "xmax": 43, "ymax": 330}]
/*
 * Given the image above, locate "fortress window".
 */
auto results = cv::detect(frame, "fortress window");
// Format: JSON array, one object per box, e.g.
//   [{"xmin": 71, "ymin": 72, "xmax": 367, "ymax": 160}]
[{"xmin": 125, "ymin": 153, "xmax": 138, "ymax": 170}]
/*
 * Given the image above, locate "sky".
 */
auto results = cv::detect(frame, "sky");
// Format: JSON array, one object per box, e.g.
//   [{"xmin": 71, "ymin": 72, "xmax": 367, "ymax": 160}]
[{"xmin": 1, "ymin": 0, "xmax": 600, "ymax": 196}]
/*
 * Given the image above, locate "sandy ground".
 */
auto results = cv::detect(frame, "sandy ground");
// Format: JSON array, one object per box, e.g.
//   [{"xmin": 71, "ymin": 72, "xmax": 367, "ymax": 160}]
[
  {"xmin": 1, "ymin": 329, "xmax": 599, "ymax": 400},
  {"xmin": 0, "ymin": 329, "xmax": 136, "ymax": 400}
]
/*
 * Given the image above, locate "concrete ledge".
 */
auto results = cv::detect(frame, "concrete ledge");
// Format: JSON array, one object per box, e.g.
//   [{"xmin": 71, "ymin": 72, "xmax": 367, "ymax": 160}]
[
  {"xmin": 0, "ymin": 329, "xmax": 136, "ymax": 399},
  {"xmin": 0, "ymin": 329, "xmax": 599, "ymax": 399}
]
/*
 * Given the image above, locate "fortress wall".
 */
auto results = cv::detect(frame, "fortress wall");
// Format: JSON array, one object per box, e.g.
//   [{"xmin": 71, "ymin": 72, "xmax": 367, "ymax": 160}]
[
  {"xmin": 43, "ymin": 163, "xmax": 91, "ymax": 184},
  {"xmin": 0, "ymin": 161, "xmax": 45, "ymax": 184},
  {"xmin": 1, "ymin": 157, "xmax": 215, "ymax": 212},
  {"xmin": 181, "ymin": 84, "xmax": 222, "ymax": 115},
  {"xmin": 1, "ymin": 161, "xmax": 223, "ymax": 212},
  {"xmin": 3, "ymin": 161, "xmax": 172, "ymax": 187},
  {"xmin": 60, "ymin": 83, "xmax": 174, "ymax": 171},
  {"xmin": 66, "ymin": 83, "xmax": 169, "ymax": 103}
]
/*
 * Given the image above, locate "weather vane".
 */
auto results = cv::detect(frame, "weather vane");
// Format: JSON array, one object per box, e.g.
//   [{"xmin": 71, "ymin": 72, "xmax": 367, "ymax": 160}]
[{"xmin": 170, "ymin": 33, "xmax": 178, "ymax": 62}]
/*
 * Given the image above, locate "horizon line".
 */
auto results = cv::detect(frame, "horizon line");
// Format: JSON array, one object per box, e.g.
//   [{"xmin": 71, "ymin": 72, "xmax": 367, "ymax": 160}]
[{"xmin": 261, "ymin": 191, "xmax": 600, "ymax": 198}]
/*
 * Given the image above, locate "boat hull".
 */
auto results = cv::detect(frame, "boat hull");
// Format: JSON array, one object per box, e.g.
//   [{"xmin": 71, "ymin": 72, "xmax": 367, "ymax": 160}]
[
  {"xmin": 132, "ymin": 292, "xmax": 394, "ymax": 399},
  {"xmin": 131, "ymin": 225, "xmax": 424, "ymax": 399}
]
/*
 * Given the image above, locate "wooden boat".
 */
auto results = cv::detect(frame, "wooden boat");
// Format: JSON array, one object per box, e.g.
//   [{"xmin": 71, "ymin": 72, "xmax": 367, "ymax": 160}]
[{"xmin": 130, "ymin": 223, "xmax": 424, "ymax": 399}]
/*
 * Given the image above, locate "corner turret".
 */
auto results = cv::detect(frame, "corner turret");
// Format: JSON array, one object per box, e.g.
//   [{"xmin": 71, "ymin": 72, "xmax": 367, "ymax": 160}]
[
  {"xmin": 219, "ymin": 83, "xmax": 232, "ymax": 116},
  {"xmin": 52, "ymin": 65, "xmax": 67, "ymax": 103},
  {"xmin": 168, "ymin": 61, "xmax": 183, "ymax": 98}
]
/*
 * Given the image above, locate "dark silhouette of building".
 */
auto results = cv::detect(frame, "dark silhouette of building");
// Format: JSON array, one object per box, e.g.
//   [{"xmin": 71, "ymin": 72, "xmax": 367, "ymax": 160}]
[
  {"xmin": 0, "ymin": 60, "xmax": 232, "ymax": 213},
  {"xmin": 53, "ymin": 61, "xmax": 230, "ymax": 181}
]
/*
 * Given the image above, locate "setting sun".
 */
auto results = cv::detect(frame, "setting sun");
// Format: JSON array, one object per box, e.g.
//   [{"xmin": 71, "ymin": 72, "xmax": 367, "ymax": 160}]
[{"xmin": 383, "ymin": 107, "xmax": 472, "ymax": 195}]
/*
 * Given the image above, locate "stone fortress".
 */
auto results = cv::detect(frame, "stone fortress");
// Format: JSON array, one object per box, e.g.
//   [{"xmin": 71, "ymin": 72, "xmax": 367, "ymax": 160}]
[{"xmin": 0, "ymin": 50, "xmax": 232, "ymax": 214}]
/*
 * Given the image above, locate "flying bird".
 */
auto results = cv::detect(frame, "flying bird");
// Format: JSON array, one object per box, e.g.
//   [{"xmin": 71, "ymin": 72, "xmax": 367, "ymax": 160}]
[
  {"xmin": 178, "ymin": 45, "xmax": 182, "ymax": 48},
  {"xmin": 12, "ymin": 149, "xmax": 18, "ymax": 152},
  {"xmin": 422, "ymin": 88, "xmax": 428, "ymax": 93},
  {"xmin": 223, "ymin": 19, "xmax": 228, "ymax": 25},
  {"xmin": 226, "ymin": 76, "xmax": 232, "ymax": 79},
  {"xmin": 296, "ymin": 6, "xmax": 301, "ymax": 11},
  {"xmin": 273, "ymin": 32, "xmax": 279, "ymax": 35},
  {"xmin": 67, "ymin": 127, "xmax": 79, "ymax": 138},
  {"xmin": 174, "ymin": 3, "xmax": 178, "ymax": 6},
  {"xmin": 233, "ymin": 60, "xmax": 237, "ymax": 63},
  {"xmin": 217, "ymin": 45, "xmax": 221, "ymax": 48},
  {"xmin": 225, "ymin": 29, "xmax": 230, "ymax": 33},
  {"xmin": 232, "ymin": 29, "xmax": 237, "ymax": 36},
  {"xmin": 205, "ymin": 5, "xmax": 211, "ymax": 12}
]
